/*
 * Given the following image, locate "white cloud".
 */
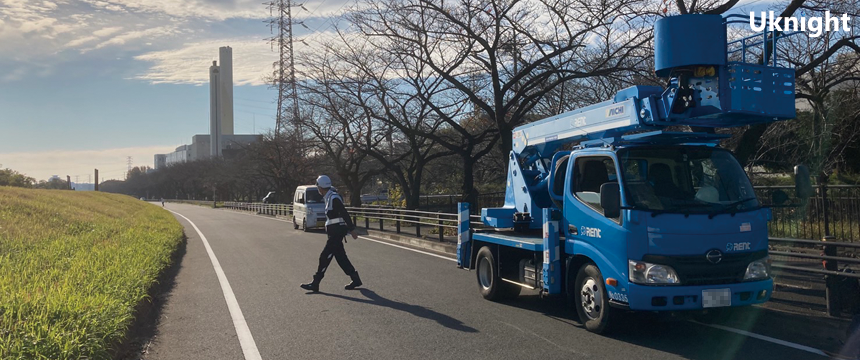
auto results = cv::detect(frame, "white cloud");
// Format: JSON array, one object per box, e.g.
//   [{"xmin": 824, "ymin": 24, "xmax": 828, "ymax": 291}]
[
  {"xmin": 0, "ymin": 0, "xmax": 353, "ymax": 83},
  {"xmin": 93, "ymin": 26, "xmax": 122, "ymax": 37},
  {"xmin": 89, "ymin": 25, "xmax": 178, "ymax": 50},
  {"xmin": 133, "ymin": 37, "xmax": 277, "ymax": 85},
  {"xmin": 0, "ymin": 145, "xmax": 178, "ymax": 181},
  {"xmin": 132, "ymin": 31, "xmax": 345, "ymax": 86},
  {"xmin": 64, "ymin": 25, "xmax": 126, "ymax": 48},
  {"xmin": 79, "ymin": 0, "xmax": 270, "ymax": 21}
]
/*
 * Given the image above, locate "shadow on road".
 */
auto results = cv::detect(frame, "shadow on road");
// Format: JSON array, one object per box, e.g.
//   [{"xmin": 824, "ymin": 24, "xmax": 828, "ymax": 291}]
[{"xmin": 315, "ymin": 288, "xmax": 478, "ymax": 333}]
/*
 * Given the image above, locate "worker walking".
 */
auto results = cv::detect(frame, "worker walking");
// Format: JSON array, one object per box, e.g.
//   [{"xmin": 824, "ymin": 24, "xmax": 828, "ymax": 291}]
[{"xmin": 300, "ymin": 175, "xmax": 362, "ymax": 292}]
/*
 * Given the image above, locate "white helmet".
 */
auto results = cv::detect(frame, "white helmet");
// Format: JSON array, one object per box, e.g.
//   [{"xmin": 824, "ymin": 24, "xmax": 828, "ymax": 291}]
[{"xmin": 316, "ymin": 175, "xmax": 332, "ymax": 189}]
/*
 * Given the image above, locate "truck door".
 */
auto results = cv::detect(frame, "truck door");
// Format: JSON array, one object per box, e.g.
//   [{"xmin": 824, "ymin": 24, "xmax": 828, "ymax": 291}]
[{"xmin": 563, "ymin": 154, "xmax": 628, "ymax": 289}]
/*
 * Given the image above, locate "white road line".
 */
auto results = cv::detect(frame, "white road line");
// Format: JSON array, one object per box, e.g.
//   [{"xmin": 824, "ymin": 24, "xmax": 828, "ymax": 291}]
[
  {"xmin": 693, "ymin": 321, "xmax": 829, "ymax": 357},
  {"xmin": 168, "ymin": 210, "xmax": 263, "ymax": 360},
  {"xmin": 199, "ymin": 206, "xmax": 834, "ymax": 357},
  {"xmin": 357, "ymin": 235, "xmax": 457, "ymax": 262}
]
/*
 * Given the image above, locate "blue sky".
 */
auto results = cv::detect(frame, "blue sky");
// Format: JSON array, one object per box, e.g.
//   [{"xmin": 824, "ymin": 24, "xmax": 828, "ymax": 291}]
[
  {"xmin": 0, "ymin": 0, "xmax": 349, "ymax": 181},
  {"xmin": 0, "ymin": 0, "xmax": 782, "ymax": 182}
]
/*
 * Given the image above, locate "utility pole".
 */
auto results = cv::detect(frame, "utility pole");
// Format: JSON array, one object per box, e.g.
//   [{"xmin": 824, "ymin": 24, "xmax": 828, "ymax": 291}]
[{"xmin": 266, "ymin": 0, "xmax": 304, "ymax": 139}]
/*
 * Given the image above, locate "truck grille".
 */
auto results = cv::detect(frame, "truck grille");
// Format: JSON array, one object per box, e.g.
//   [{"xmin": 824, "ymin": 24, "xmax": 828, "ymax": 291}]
[{"xmin": 642, "ymin": 250, "xmax": 767, "ymax": 286}]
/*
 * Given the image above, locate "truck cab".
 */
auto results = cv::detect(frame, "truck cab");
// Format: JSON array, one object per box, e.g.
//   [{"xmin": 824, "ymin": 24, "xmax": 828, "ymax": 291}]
[{"xmin": 560, "ymin": 145, "xmax": 771, "ymax": 314}]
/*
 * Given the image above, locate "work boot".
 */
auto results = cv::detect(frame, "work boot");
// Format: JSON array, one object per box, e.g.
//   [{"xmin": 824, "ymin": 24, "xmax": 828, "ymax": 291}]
[
  {"xmin": 300, "ymin": 274, "xmax": 323, "ymax": 292},
  {"xmin": 344, "ymin": 272, "xmax": 362, "ymax": 290}
]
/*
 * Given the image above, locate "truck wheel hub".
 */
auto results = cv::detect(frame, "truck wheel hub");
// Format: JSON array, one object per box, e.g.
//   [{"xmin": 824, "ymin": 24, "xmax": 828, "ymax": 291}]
[
  {"xmin": 580, "ymin": 278, "xmax": 602, "ymax": 320},
  {"xmin": 478, "ymin": 257, "xmax": 492, "ymax": 289}
]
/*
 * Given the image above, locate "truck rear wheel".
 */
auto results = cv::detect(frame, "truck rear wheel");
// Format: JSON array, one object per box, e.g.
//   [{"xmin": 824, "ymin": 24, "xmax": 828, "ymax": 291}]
[
  {"xmin": 476, "ymin": 246, "xmax": 520, "ymax": 300},
  {"xmin": 574, "ymin": 264, "xmax": 615, "ymax": 334},
  {"xmin": 476, "ymin": 247, "xmax": 500, "ymax": 300}
]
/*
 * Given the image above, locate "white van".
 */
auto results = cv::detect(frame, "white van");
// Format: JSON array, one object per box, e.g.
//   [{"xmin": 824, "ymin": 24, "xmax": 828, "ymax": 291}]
[{"xmin": 292, "ymin": 185, "xmax": 326, "ymax": 231}]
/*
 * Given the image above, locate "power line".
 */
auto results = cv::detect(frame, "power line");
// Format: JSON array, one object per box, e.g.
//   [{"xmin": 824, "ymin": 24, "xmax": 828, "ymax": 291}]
[{"xmin": 296, "ymin": 0, "xmax": 355, "ymax": 47}]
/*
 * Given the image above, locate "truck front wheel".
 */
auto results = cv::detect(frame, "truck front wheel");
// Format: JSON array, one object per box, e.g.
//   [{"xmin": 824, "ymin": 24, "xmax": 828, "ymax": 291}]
[{"xmin": 575, "ymin": 264, "xmax": 614, "ymax": 334}]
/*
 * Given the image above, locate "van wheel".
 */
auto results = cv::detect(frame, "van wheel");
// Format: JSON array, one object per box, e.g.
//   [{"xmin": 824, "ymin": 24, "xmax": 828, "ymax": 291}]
[
  {"xmin": 293, "ymin": 217, "xmax": 299, "ymax": 230},
  {"xmin": 574, "ymin": 264, "xmax": 615, "ymax": 334},
  {"xmin": 302, "ymin": 219, "xmax": 308, "ymax": 232}
]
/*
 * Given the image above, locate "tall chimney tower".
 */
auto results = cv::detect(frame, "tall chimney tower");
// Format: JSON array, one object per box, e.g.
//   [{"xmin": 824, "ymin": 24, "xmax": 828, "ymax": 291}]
[
  {"xmin": 209, "ymin": 60, "xmax": 222, "ymax": 157},
  {"xmin": 219, "ymin": 46, "xmax": 234, "ymax": 136}
]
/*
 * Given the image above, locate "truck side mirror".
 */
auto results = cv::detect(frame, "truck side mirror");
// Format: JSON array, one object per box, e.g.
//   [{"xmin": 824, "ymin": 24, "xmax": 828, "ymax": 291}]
[
  {"xmin": 600, "ymin": 182, "xmax": 621, "ymax": 218},
  {"xmin": 794, "ymin": 165, "xmax": 813, "ymax": 200}
]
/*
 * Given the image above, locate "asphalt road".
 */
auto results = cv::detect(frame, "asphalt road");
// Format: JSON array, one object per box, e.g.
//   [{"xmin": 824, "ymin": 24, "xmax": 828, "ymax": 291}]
[{"xmin": 140, "ymin": 203, "xmax": 851, "ymax": 360}]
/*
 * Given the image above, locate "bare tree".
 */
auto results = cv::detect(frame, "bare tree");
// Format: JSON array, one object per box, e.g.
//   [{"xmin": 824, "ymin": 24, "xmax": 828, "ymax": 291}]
[
  {"xmin": 247, "ymin": 128, "xmax": 316, "ymax": 201},
  {"xmin": 347, "ymin": 0, "xmax": 656, "ymax": 197},
  {"xmin": 299, "ymin": 38, "xmax": 453, "ymax": 208},
  {"xmin": 299, "ymin": 73, "xmax": 387, "ymax": 206}
]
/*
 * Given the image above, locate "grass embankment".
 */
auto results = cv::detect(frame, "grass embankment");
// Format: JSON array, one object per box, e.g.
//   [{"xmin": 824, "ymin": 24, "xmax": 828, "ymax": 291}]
[{"xmin": 0, "ymin": 188, "xmax": 183, "ymax": 359}]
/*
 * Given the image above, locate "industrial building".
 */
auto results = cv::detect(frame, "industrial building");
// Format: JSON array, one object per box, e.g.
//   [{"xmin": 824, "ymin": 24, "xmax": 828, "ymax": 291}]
[{"xmin": 156, "ymin": 46, "xmax": 260, "ymax": 168}]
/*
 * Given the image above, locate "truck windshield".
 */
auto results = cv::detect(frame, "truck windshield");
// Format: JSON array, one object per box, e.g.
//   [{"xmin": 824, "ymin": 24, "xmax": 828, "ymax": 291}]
[
  {"xmin": 617, "ymin": 146, "xmax": 758, "ymax": 214},
  {"xmin": 306, "ymin": 189, "xmax": 324, "ymax": 203}
]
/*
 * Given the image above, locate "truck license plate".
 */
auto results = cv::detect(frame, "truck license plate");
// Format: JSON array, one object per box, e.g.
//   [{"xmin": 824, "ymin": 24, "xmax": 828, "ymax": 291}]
[{"xmin": 702, "ymin": 289, "xmax": 731, "ymax": 308}]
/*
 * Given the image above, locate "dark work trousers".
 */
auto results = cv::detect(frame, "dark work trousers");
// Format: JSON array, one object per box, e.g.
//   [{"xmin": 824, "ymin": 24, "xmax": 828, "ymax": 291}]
[{"xmin": 315, "ymin": 224, "xmax": 356, "ymax": 277}]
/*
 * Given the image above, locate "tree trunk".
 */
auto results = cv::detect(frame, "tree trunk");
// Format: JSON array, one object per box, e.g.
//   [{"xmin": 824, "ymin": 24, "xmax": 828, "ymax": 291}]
[
  {"xmin": 348, "ymin": 186, "xmax": 363, "ymax": 207},
  {"xmin": 461, "ymin": 155, "xmax": 478, "ymax": 205},
  {"xmin": 499, "ymin": 125, "xmax": 513, "ymax": 157}
]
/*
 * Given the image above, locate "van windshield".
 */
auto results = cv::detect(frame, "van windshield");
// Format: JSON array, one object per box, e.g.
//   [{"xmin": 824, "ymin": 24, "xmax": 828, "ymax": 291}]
[
  {"xmin": 306, "ymin": 188, "xmax": 323, "ymax": 203},
  {"xmin": 617, "ymin": 146, "xmax": 758, "ymax": 214}
]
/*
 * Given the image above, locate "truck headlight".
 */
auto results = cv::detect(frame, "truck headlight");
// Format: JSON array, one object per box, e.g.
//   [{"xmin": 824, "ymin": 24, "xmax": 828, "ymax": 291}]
[
  {"xmin": 744, "ymin": 257, "xmax": 770, "ymax": 281},
  {"xmin": 629, "ymin": 260, "xmax": 680, "ymax": 285}
]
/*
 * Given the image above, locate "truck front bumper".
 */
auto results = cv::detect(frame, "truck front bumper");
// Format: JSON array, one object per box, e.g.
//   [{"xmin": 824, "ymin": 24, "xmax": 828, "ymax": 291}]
[{"xmin": 626, "ymin": 278, "xmax": 773, "ymax": 311}]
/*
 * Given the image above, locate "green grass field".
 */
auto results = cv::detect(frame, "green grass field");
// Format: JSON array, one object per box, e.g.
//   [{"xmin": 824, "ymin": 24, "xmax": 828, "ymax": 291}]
[{"xmin": 0, "ymin": 188, "xmax": 184, "ymax": 359}]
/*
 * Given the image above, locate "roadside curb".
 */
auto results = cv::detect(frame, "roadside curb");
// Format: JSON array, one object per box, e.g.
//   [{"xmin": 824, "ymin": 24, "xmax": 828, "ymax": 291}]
[{"xmin": 361, "ymin": 229, "xmax": 458, "ymax": 255}]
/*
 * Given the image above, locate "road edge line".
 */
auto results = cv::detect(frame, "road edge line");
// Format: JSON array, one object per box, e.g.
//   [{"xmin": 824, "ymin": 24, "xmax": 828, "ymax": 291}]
[
  {"xmin": 692, "ymin": 321, "xmax": 829, "ymax": 357},
  {"xmin": 357, "ymin": 235, "xmax": 457, "ymax": 262},
  {"xmin": 168, "ymin": 209, "xmax": 263, "ymax": 360}
]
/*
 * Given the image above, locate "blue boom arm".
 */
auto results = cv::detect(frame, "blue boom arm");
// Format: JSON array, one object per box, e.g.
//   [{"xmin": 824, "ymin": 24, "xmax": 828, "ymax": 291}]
[{"xmin": 483, "ymin": 13, "xmax": 797, "ymax": 230}]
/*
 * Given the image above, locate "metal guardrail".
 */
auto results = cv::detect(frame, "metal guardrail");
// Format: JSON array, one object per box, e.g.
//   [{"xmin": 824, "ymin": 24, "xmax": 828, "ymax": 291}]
[
  {"xmin": 344, "ymin": 206, "xmax": 458, "ymax": 242},
  {"xmin": 218, "ymin": 202, "xmax": 459, "ymax": 241},
  {"xmin": 223, "ymin": 202, "xmax": 293, "ymax": 217},
  {"xmin": 213, "ymin": 200, "xmax": 859, "ymax": 316},
  {"xmin": 769, "ymin": 236, "xmax": 860, "ymax": 316}
]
